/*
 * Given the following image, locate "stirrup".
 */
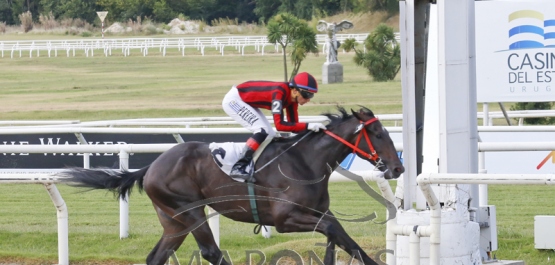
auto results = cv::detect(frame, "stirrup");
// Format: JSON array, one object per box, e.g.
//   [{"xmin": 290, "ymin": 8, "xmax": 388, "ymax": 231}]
[
  {"xmin": 230, "ymin": 169, "xmax": 249, "ymax": 179},
  {"xmin": 230, "ymin": 168, "xmax": 255, "ymax": 182}
]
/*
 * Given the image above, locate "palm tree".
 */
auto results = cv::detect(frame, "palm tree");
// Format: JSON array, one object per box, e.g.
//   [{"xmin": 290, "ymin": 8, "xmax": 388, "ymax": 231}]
[{"xmin": 267, "ymin": 13, "xmax": 319, "ymax": 82}]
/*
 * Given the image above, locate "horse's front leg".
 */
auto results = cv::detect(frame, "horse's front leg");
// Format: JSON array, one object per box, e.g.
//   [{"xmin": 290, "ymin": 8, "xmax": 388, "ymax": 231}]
[
  {"xmin": 323, "ymin": 237, "xmax": 336, "ymax": 265},
  {"xmin": 275, "ymin": 211, "xmax": 379, "ymax": 265}
]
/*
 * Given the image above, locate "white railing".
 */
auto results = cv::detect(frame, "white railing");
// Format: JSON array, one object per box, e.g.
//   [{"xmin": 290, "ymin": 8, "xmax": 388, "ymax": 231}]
[
  {"xmin": 3, "ymin": 109, "xmax": 554, "ymax": 128},
  {"xmin": 414, "ymin": 173, "xmax": 555, "ymax": 265},
  {"xmin": 383, "ymin": 139, "xmax": 555, "ymax": 265},
  {"xmin": 0, "ymin": 174, "xmax": 68, "ymax": 265},
  {"xmin": 0, "ymin": 143, "xmax": 384, "ymax": 265},
  {"xmin": 0, "ymin": 34, "xmax": 373, "ymax": 58},
  {"xmin": 2, "ymin": 113, "xmax": 554, "ymax": 264}
]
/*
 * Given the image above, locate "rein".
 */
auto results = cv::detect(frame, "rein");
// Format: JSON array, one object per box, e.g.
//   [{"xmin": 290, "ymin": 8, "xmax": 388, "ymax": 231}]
[
  {"xmin": 324, "ymin": 117, "xmax": 380, "ymax": 161},
  {"xmin": 254, "ymin": 131, "xmax": 313, "ymax": 173},
  {"xmin": 247, "ymin": 118, "xmax": 378, "ymax": 229}
]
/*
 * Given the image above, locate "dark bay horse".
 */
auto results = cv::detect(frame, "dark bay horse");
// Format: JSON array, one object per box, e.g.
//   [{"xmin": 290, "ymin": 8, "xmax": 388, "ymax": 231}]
[{"xmin": 60, "ymin": 106, "xmax": 404, "ymax": 265}]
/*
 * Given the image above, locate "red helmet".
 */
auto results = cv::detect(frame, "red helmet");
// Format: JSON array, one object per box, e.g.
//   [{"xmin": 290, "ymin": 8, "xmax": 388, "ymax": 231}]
[{"xmin": 290, "ymin": 72, "xmax": 318, "ymax": 93}]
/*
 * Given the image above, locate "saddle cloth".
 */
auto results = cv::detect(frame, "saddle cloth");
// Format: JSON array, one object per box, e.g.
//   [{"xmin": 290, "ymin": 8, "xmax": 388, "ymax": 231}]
[{"xmin": 209, "ymin": 142, "xmax": 254, "ymax": 182}]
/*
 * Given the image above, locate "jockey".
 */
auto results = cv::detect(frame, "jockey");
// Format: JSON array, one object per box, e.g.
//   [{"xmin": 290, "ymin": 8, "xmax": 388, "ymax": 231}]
[{"xmin": 222, "ymin": 72, "xmax": 327, "ymax": 180}]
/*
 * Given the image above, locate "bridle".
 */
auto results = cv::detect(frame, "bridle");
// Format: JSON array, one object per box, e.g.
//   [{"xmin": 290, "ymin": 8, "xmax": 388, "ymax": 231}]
[
  {"xmin": 254, "ymin": 116, "xmax": 381, "ymax": 173},
  {"xmin": 324, "ymin": 117, "xmax": 380, "ymax": 161}
]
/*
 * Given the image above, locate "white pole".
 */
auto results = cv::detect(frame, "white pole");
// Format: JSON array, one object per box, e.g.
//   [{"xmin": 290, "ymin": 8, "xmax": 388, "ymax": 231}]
[
  {"xmin": 74, "ymin": 133, "xmax": 90, "ymax": 169},
  {"xmin": 479, "ymin": 103, "xmax": 489, "ymax": 206},
  {"xmin": 386, "ymin": 219, "xmax": 397, "ymax": 265},
  {"xmin": 208, "ymin": 207, "xmax": 219, "ymax": 246},
  {"xmin": 409, "ymin": 231, "xmax": 420, "ymax": 265},
  {"xmin": 44, "ymin": 183, "xmax": 69, "ymax": 265},
  {"xmin": 400, "ymin": 0, "xmax": 417, "ymax": 211},
  {"xmin": 418, "ymin": 173, "xmax": 555, "ymax": 185},
  {"xmin": 261, "ymin": 226, "xmax": 272, "ymax": 238},
  {"xmin": 119, "ymin": 150, "xmax": 129, "ymax": 239},
  {"xmin": 418, "ymin": 181, "xmax": 441, "ymax": 265}
]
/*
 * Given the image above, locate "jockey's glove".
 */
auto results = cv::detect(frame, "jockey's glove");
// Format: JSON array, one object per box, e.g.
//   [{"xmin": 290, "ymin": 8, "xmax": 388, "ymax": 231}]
[{"xmin": 307, "ymin": 123, "xmax": 327, "ymax": 132}]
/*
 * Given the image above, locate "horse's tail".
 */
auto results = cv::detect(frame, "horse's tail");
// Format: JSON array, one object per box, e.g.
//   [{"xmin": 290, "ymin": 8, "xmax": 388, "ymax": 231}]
[{"xmin": 59, "ymin": 166, "xmax": 149, "ymax": 201}]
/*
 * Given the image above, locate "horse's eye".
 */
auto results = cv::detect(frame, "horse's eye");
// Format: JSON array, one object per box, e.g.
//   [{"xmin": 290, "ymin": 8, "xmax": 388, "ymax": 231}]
[{"xmin": 376, "ymin": 134, "xmax": 382, "ymax": 139}]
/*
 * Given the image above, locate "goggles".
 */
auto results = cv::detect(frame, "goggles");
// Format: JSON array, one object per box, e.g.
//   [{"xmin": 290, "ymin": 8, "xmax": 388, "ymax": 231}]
[{"xmin": 297, "ymin": 88, "xmax": 314, "ymax": 99}]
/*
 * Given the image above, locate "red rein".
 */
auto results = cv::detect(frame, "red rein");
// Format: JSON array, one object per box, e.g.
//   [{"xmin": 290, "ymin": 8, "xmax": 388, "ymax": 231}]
[{"xmin": 324, "ymin": 117, "xmax": 380, "ymax": 161}]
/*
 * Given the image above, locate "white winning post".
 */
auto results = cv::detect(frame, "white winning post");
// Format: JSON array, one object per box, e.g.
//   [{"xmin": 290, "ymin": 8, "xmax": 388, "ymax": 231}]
[{"xmin": 96, "ymin": 11, "xmax": 108, "ymax": 39}]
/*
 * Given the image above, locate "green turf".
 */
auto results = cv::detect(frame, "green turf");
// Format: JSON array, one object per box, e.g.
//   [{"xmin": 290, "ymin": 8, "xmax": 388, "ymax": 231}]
[
  {"xmin": 1, "ymin": 44, "xmax": 552, "ymax": 264},
  {"xmin": 0, "ymin": 49, "xmax": 402, "ymax": 122},
  {"xmin": 0, "ymin": 183, "xmax": 554, "ymax": 264}
]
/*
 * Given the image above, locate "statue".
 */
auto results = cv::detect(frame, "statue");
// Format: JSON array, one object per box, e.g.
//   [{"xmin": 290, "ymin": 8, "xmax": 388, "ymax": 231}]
[{"xmin": 317, "ymin": 20, "xmax": 354, "ymax": 63}]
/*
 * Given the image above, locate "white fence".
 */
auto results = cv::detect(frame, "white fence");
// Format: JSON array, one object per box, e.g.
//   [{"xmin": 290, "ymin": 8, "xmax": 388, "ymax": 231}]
[
  {"xmin": 0, "ymin": 34, "xmax": 373, "ymax": 58},
  {"xmin": 2, "ymin": 113, "xmax": 555, "ymax": 264},
  {"xmin": 2, "ymin": 109, "xmax": 552, "ymax": 128},
  {"xmin": 410, "ymin": 173, "xmax": 555, "ymax": 265},
  {"xmin": 0, "ymin": 143, "xmax": 386, "ymax": 265}
]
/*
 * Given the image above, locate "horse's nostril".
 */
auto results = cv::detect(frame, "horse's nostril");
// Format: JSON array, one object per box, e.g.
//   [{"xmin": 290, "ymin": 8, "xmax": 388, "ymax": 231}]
[{"xmin": 395, "ymin": 167, "xmax": 405, "ymax": 173}]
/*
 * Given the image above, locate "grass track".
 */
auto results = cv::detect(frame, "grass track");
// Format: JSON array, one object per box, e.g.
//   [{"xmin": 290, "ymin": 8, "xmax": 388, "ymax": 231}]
[
  {"xmin": 1, "ymin": 46, "xmax": 553, "ymax": 264},
  {"xmin": 0, "ymin": 183, "xmax": 554, "ymax": 264}
]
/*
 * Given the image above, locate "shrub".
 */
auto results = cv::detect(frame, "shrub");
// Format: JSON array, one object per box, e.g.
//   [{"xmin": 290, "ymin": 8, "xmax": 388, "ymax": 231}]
[
  {"xmin": 127, "ymin": 18, "xmax": 141, "ymax": 33},
  {"xmin": 81, "ymin": 31, "xmax": 92, "ymax": 37},
  {"xmin": 349, "ymin": 23, "xmax": 400, "ymax": 81},
  {"xmin": 72, "ymin": 18, "xmax": 86, "ymax": 28},
  {"xmin": 84, "ymin": 22, "xmax": 94, "ymax": 32},
  {"xmin": 39, "ymin": 11, "xmax": 58, "ymax": 30},
  {"xmin": 18, "ymin": 11, "xmax": 33, "ymax": 33},
  {"xmin": 0, "ymin": 22, "xmax": 6, "ymax": 33},
  {"xmin": 61, "ymin": 18, "xmax": 74, "ymax": 28},
  {"xmin": 65, "ymin": 28, "xmax": 79, "ymax": 36},
  {"xmin": 144, "ymin": 24, "xmax": 158, "ymax": 35},
  {"xmin": 510, "ymin": 102, "xmax": 555, "ymax": 125},
  {"xmin": 177, "ymin": 13, "xmax": 189, "ymax": 21},
  {"xmin": 198, "ymin": 20, "xmax": 207, "ymax": 32}
]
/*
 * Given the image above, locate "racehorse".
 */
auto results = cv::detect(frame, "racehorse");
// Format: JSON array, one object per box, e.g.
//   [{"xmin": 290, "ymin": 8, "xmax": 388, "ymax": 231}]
[{"xmin": 59, "ymin": 106, "xmax": 404, "ymax": 265}]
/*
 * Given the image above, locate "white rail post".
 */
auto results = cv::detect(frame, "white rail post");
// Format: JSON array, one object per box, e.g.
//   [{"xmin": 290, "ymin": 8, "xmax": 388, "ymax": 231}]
[
  {"xmin": 44, "ymin": 183, "xmax": 69, "ymax": 265},
  {"xmin": 208, "ymin": 207, "xmax": 219, "ymax": 247},
  {"xmin": 479, "ymin": 104, "xmax": 489, "ymax": 206},
  {"xmin": 119, "ymin": 150, "xmax": 129, "ymax": 239},
  {"xmin": 74, "ymin": 133, "xmax": 90, "ymax": 169},
  {"xmin": 409, "ymin": 230, "xmax": 420, "ymax": 265}
]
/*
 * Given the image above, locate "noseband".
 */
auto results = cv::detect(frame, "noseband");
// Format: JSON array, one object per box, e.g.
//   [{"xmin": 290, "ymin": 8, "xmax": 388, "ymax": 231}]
[{"xmin": 324, "ymin": 117, "xmax": 380, "ymax": 161}]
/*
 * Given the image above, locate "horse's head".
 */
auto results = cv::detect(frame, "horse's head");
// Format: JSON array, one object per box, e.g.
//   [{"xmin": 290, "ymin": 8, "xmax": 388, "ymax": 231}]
[
  {"xmin": 349, "ymin": 107, "xmax": 404, "ymax": 179},
  {"xmin": 322, "ymin": 106, "xmax": 404, "ymax": 179}
]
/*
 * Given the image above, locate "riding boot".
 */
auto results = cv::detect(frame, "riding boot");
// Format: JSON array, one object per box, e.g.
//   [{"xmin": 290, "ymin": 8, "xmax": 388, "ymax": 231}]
[{"xmin": 230, "ymin": 146, "xmax": 255, "ymax": 181}]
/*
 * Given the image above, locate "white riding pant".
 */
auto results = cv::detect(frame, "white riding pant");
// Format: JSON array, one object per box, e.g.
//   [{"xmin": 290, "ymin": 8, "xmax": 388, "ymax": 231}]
[{"xmin": 222, "ymin": 87, "xmax": 276, "ymax": 138}]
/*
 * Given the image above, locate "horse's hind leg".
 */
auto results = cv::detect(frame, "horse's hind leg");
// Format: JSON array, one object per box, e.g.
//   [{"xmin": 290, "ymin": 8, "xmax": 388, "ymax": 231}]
[
  {"xmin": 185, "ymin": 207, "xmax": 229, "ymax": 265},
  {"xmin": 172, "ymin": 207, "xmax": 231, "ymax": 265},
  {"xmin": 277, "ymin": 211, "xmax": 379, "ymax": 265},
  {"xmin": 147, "ymin": 207, "xmax": 189, "ymax": 265}
]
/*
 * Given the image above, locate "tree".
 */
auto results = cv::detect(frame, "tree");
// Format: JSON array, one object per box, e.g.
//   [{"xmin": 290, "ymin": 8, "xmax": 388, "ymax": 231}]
[
  {"xmin": 266, "ymin": 13, "xmax": 318, "ymax": 82},
  {"xmin": 343, "ymin": 23, "xmax": 400, "ymax": 81},
  {"xmin": 370, "ymin": 0, "xmax": 399, "ymax": 15},
  {"xmin": 153, "ymin": 0, "xmax": 175, "ymax": 23},
  {"xmin": 510, "ymin": 102, "xmax": 555, "ymax": 125},
  {"xmin": 41, "ymin": 0, "xmax": 99, "ymax": 23},
  {"xmin": 253, "ymin": 0, "xmax": 280, "ymax": 23}
]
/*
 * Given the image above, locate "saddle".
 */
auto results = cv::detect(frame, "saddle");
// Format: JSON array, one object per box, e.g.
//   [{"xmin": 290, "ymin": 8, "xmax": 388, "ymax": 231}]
[{"xmin": 209, "ymin": 136, "xmax": 275, "ymax": 182}]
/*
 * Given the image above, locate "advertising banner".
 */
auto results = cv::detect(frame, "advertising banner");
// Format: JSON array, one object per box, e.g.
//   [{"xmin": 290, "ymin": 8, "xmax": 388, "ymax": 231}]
[
  {"xmin": 0, "ymin": 133, "xmax": 249, "ymax": 169},
  {"xmin": 476, "ymin": 1, "xmax": 555, "ymax": 102}
]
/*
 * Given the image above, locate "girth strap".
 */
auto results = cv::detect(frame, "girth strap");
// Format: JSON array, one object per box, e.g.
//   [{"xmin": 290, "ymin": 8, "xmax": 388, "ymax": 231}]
[{"xmin": 247, "ymin": 182, "xmax": 261, "ymax": 225}]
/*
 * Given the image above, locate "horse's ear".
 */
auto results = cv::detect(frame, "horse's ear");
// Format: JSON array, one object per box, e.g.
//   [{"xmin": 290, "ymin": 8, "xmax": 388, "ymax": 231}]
[{"xmin": 351, "ymin": 109, "xmax": 363, "ymax": 121}]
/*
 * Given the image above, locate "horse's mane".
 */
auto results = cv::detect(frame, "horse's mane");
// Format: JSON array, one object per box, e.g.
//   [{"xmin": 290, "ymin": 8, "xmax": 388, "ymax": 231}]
[
  {"xmin": 322, "ymin": 105, "xmax": 375, "ymax": 128},
  {"xmin": 273, "ymin": 105, "xmax": 375, "ymax": 143}
]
